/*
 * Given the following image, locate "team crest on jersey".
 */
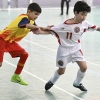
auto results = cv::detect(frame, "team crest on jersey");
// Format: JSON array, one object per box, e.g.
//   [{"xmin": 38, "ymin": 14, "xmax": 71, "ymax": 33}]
[{"xmin": 74, "ymin": 27, "xmax": 80, "ymax": 33}]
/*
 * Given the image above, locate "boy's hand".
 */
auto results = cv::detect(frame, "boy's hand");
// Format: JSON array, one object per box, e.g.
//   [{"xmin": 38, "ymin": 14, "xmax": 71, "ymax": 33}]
[
  {"xmin": 40, "ymin": 25, "xmax": 54, "ymax": 31},
  {"xmin": 47, "ymin": 25, "xmax": 54, "ymax": 28}
]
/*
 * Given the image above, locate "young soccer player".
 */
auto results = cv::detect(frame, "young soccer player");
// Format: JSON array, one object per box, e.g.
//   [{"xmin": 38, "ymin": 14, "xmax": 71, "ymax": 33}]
[
  {"xmin": 0, "ymin": 2, "xmax": 49, "ymax": 86},
  {"xmin": 37, "ymin": 1, "xmax": 100, "ymax": 91}
]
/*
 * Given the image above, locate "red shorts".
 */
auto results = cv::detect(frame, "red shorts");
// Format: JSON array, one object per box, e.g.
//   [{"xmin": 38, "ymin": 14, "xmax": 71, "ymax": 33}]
[{"xmin": 0, "ymin": 37, "xmax": 27, "ymax": 62}]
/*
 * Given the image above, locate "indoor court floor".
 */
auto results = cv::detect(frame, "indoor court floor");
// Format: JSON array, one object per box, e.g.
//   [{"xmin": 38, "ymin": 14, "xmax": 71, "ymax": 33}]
[{"xmin": 0, "ymin": 7, "xmax": 100, "ymax": 100}]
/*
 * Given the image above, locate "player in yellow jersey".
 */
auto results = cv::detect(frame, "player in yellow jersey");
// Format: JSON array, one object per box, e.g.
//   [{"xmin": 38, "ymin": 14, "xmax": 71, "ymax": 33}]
[{"xmin": 0, "ymin": 2, "xmax": 49, "ymax": 86}]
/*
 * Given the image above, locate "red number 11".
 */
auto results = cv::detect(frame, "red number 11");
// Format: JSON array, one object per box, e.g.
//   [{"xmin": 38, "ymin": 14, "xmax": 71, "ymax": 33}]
[{"xmin": 66, "ymin": 32, "xmax": 72, "ymax": 39}]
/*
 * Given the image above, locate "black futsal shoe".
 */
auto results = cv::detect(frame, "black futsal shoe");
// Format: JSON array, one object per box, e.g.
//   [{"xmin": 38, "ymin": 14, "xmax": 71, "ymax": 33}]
[
  {"xmin": 45, "ymin": 81, "xmax": 54, "ymax": 91},
  {"xmin": 73, "ymin": 83, "xmax": 87, "ymax": 91}
]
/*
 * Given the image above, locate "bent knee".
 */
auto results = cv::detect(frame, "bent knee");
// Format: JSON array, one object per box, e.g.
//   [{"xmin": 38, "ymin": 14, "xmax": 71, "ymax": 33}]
[
  {"xmin": 81, "ymin": 66, "xmax": 87, "ymax": 72},
  {"xmin": 23, "ymin": 52, "xmax": 29, "ymax": 58},
  {"xmin": 58, "ymin": 72, "xmax": 65, "ymax": 75},
  {"xmin": 21, "ymin": 52, "xmax": 29, "ymax": 59},
  {"xmin": 20, "ymin": 52, "xmax": 29, "ymax": 61},
  {"xmin": 57, "ymin": 68, "xmax": 66, "ymax": 75}
]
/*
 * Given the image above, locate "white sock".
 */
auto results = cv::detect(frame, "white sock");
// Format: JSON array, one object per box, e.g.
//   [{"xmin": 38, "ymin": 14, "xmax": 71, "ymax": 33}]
[
  {"xmin": 74, "ymin": 69, "xmax": 85, "ymax": 85},
  {"xmin": 50, "ymin": 70, "xmax": 60, "ymax": 84}
]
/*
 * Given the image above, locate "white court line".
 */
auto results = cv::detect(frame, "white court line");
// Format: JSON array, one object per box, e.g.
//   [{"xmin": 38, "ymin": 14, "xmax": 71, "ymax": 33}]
[
  {"xmin": 4, "ymin": 59, "xmax": 84, "ymax": 100},
  {"xmin": 6, "ymin": 38, "xmax": 98, "ymax": 100},
  {"xmin": 86, "ymin": 61, "xmax": 100, "ymax": 67},
  {"xmin": 23, "ymin": 39, "xmax": 100, "ymax": 67},
  {"xmin": 23, "ymin": 39, "xmax": 56, "ymax": 52}
]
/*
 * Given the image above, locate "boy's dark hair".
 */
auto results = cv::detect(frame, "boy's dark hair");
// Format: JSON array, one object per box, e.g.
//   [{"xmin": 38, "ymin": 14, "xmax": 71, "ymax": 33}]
[
  {"xmin": 27, "ymin": 2, "xmax": 42, "ymax": 13},
  {"xmin": 73, "ymin": 1, "xmax": 91, "ymax": 13}
]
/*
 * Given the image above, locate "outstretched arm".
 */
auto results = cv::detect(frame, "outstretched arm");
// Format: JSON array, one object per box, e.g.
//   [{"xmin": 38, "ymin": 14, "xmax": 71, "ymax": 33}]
[
  {"xmin": 26, "ymin": 23, "xmax": 39, "ymax": 30},
  {"xmin": 32, "ymin": 25, "xmax": 54, "ymax": 35},
  {"xmin": 32, "ymin": 27, "xmax": 51, "ymax": 35},
  {"xmin": 39, "ymin": 29, "xmax": 51, "ymax": 34},
  {"xmin": 25, "ymin": 23, "xmax": 53, "ymax": 34}
]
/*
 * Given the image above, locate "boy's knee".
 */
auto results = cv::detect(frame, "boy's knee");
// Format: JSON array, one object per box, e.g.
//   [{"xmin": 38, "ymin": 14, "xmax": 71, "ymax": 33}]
[
  {"xmin": 81, "ymin": 66, "xmax": 87, "ymax": 72},
  {"xmin": 58, "ymin": 71, "xmax": 65, "ymax": 75},
  {"xmin": 57, "ymin": 68, "xmax": 66, "ymax": 75},
  {"xmin": 23, "ymin": 52, "xmax": 28, "ymax": 58},
  {"xmin": 20, "ymin": 52, "xmax": 29, "ymax": 61}
]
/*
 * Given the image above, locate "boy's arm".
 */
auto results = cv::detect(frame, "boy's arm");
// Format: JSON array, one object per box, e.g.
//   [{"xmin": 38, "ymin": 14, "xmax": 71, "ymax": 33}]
[
  {"xmin": 18, "ymin": 18, "xmax": 39, "ymax": 30},
  {"xmin": 38, "ymin": 26, "xmax": 53, "ymax": 34},
  {"xmin": 18, "ymin": 18, "xmax": 50, "ymax": 34},
  {"xmin": 25, "ymin": 22, "xmax": 52, "ymax": 34},
  {"xmin": 26, "ymin": 23, "xmax": 39, "ymax": 30},
  {"xmin": 39, "ymin": 30, "xmax": 51, "ymax": 34},
  {"xmin": 32, "ymin": 27, "xmax": 51, "ymax": 35},
  {"xmin": 26, "ymin": 24, "xmax": 52, "ymax": 34}
]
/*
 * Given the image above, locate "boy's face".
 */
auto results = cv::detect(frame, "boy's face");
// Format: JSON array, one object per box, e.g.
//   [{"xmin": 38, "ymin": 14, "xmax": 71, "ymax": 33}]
[
  {"xmin": 27, "ymin": 10, "xmax": 40, "ymax": 21},
  {"xmin": 75, "ymin": 11, "xmax": 88, "ymax": 23}
]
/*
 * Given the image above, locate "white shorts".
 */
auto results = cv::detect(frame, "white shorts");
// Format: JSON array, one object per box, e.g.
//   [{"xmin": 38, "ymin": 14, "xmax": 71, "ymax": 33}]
[{"xmin": 56, "ymin": 47, "xmax": 85, "ymax": 68}]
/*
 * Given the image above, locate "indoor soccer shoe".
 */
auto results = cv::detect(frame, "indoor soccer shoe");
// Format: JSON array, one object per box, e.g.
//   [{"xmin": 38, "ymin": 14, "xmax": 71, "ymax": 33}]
[
  {"xmin": 73, "ymin": 83, "xmax": 87, "ymax": 91},
  {"xmin": 45, "ymin": 81, "xmax": 54, "ymax": 91},
  {"xmin": 11, "ymin": 75, "xmax": 28, "ymax": 86}
]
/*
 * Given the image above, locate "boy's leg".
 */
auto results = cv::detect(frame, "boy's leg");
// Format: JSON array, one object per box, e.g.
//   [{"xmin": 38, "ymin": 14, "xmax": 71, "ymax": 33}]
[
  {"xmin": 73, "ymin": 61, "xmax": 87, "ymax": 91},
  {"xmin": 14, "ymin": 51, "xmax": 28, "ymax": 74},
  {"xmin": 74, "ymin": 61, "xmax": 87, "ymax": 84},
  {"xmin": 51, "ymin": 68, "xmax": 66, "ymax": 84},
  {"xmin": 45, "ymin": 46, "xmax": 71, "ymax": 90},
  {"xmin": 72, "ymin": 50, "xmax": 87, "ymax": 91},
  {"xmin": 8, "ymin": 42, "xmax": 28, "ymax": 85},
  {"xmin": 0, "ymin": 51, "xmax": 4, "ymax": 67},
  {"xmin": 10, "ymin": 51, "xmax": 28, "ymax": 86},
  {"xmin": 0, "ymin": 38, "xmax": 5, "ymax": 67},
  {"xmin": 45, "ymin": 68, "xmax": 66, "ymax": 91}
]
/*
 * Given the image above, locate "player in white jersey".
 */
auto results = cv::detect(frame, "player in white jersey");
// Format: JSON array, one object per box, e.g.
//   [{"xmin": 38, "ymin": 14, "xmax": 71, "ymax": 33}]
[
  {"xmin": 34, "ymin": 1, "xmax": 100, "ymax": 91},
  {"xmin": 50, "ymin": 20, "xmax": 97, "ymax": 65}
]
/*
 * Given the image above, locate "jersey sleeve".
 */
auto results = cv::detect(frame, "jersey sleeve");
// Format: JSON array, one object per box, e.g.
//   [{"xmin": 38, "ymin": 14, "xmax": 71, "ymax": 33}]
[
  {"xmin": 18, "ymin": 17, "xmax": 29, "ymax": 28},
  {"xmin": 86, "ymin": 21, "xmax": 98, "ymax": 31},
  {"xmin": 50, "ymin": 23, "xmax": 63, "ymax": 34}
]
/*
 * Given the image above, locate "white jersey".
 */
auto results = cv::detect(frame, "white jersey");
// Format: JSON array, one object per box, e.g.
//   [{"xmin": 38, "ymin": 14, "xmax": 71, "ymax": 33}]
[{"xmin": 50, "ymin": 19, "xmax": 98, "ymax": 53}]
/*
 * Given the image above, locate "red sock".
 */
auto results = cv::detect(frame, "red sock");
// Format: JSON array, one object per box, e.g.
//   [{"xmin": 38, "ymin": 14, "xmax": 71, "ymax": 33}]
[
  {"xmin": 14, "ymin": 52, "xmax": 28, "ymax": 74},
  {"xmin": 15, "ymin": 64, "xmax": 24, "ymax": 74}
]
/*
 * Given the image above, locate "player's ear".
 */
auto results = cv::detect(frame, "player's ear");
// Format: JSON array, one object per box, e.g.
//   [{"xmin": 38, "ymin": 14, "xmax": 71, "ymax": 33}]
[{"xmin": 27, "ymin": 10, "xmax": 31, "ymax": 14}]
